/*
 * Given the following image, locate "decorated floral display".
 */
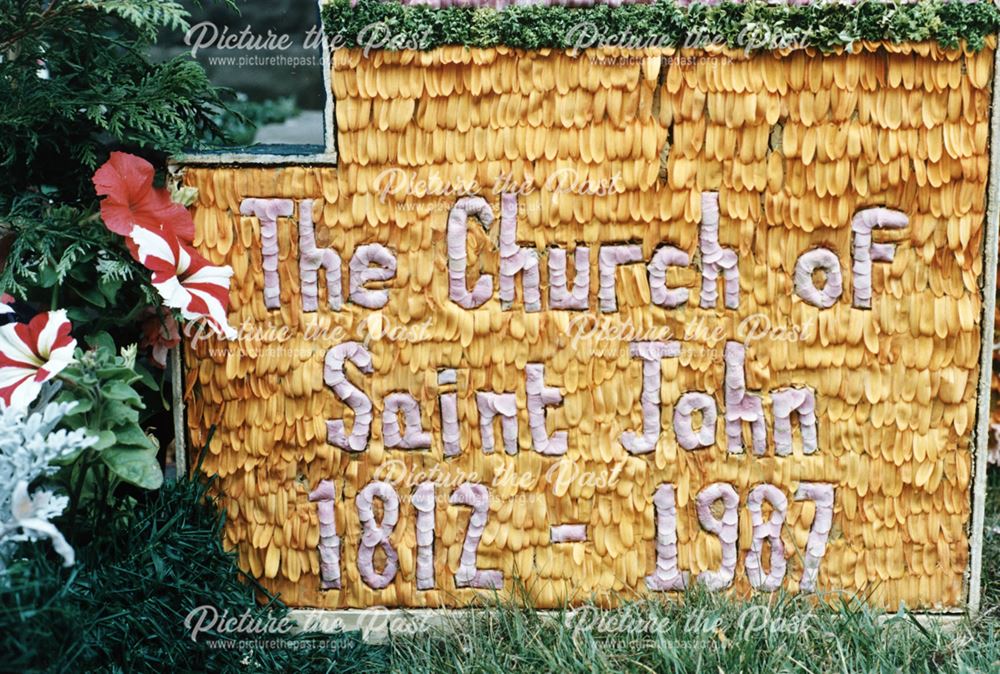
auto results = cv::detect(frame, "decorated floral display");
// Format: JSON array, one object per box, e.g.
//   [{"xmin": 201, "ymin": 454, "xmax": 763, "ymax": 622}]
[
  {"xmin": 0, "ymin": 148, "xmax": 229, "ymax": 580},
  {"xmin": 2, "ymin": 0, "xmax": 1000, "ymax": 669},
  {"xmin": 180, "ymin": 22, "xmax": 996, "ymax": 613}
]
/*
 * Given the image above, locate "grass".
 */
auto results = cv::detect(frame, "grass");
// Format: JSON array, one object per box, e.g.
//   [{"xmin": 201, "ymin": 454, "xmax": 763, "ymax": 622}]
[
  {"xmin": 371, "ymin": 584, "xmax": 1000, "ymax": 673},
  {"xmin": 1, "ymin": 470, "xmax": 997, "ymax": 672}
]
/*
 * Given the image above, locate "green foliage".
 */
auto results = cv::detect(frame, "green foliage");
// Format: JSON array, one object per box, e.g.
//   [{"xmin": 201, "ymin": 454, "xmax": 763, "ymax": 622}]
[
  {"xmin": 984, "ymin": 468, "xmax": 1000, "ymax": 609},
  {"xmin": 52, "ymin": 334, "xmax": 162, "ymax": 537},
  {"xmin": 0, "ymin": 193, "xmax": 157, "ymax": 337},
  {"xmin": 0, "ymin": 0, "xmax": 232, "ymax": 201},
  {"xmin": 0, "ymin": 475, "xmax": 387, "ymax": 673},
  {"xmin": 0, "ymin": 195, "xmax": 172, "ymax": 524},
  {"xmin": 91, "ymin": 0, "xmax": 191, "ymax": 39},
  {"xmin": 323, "ymin": 0, "xmax": 1000, "ymax": 53},
  {"xmin": 0, "ymin": 0, "xmax": 233, "ymax": 422},
  {"xmin": 378, "ymin": 587, "xmax": 1000, "ymax": 673}
]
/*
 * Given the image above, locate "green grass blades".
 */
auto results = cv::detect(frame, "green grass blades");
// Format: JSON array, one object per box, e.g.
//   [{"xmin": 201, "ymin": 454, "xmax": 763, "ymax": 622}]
[
  {"xmin": 375, "ymin": 585, "xmax": 1000, "ymax": 673},
  {"xmin": 2, "ymin": 470, "xmax": 997, "ymax": 672}
]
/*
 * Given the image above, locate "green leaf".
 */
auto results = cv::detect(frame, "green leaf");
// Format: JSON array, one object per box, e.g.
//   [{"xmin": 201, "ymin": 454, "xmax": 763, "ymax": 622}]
[
  {"xmin": 36, "ymin": 265, "xmax": 59, "ymax": 288},
  {"xmin": 66, "ymin": 307, "xmax": 94, "ymax": 323},
  {"xmin": 322, "ymin": 0, "xmax": 1000, "ymax": 52},
  {"xmin": 86, "ymin": 332, "xmax": 116, "ymax": 353},
  {"xmin": 65, "ymin": 397, "xmax": 94, "ymax": 415},
  {"xmin": 74, "ymin": 284, "xmax": 107, "ymax": 308},
  {"xmin": 92, "ymin": 430, "xmax": 118, "ymax": 451},
  {"xmin": 98, "ymin": 276, "xmax": 123, "ymax": 302},
  {"xmin": 133, "ymin": 362, "xmax": 159, "ymax": 392},
  {"xmin": 101, "ymin": 446, "xmax": 164, "ymax": 490},
  {"xmin": 103, "ymin": 381, "xmax": 143, "ymax": 406},
  {"xmin": 96, "ymin": 367, "xmax": 141, "ymax": 383},
  {"xmin": 103, "ymin": 400, "xmax": 140, "ymax": 426},
  {"xmin": 112, "ymin": 423, "xmax": 156, "ymax": 450}
]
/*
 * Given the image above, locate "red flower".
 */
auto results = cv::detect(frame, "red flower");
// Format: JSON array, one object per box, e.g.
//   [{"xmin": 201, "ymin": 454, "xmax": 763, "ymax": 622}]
[
  {"xmin": 0, "ymin": 294, "xmax": 14, "ymax": 316},
  {"xmin": 92, "ymin": 152, "xmax": 194, "ymax": 243},
  {"xmin": 140, "ymin": 308, "xmax": 181, "ymax": 369},
  {"xmin": 93, "ymin": 152, "xmax": 237, "ymax": 340}
]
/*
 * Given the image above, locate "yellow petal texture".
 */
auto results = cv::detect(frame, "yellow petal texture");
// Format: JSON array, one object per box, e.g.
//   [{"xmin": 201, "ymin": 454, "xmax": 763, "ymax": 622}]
[{"xmin": 180, "ymin": 43, "xmax": 989, "ymax": 612}]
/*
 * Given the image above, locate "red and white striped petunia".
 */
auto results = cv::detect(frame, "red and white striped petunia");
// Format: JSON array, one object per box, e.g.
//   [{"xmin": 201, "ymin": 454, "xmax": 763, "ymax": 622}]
[
  {"xmin": 0, "ymin": 310, "xmax": 77, "ymax": 410},
  {"xmin": 129, "ymin": 226, "xmax": 237, "ymax": 339}
]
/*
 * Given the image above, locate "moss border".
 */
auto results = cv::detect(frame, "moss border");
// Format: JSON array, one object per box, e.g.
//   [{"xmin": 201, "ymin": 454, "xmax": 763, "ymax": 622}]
[{"xmin": 322, "ymin": 0, "xmax": 1000, "ymax": 53}]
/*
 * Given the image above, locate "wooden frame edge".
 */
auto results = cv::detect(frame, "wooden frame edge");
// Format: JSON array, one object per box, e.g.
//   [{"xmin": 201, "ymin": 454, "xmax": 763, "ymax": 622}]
[
  {"xmin": 171, "ymin": 345, "xmax": 187, "ymax": 479},
  {"xmin": 967, "ymin": 36, "xmax": 1000, "ymax": 617}
]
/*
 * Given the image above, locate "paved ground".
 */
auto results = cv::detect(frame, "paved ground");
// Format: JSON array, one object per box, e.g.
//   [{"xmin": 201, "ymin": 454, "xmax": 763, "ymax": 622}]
[{"xmin": 254, "ymin": 110, "xmax": 325, "ymax": 145}]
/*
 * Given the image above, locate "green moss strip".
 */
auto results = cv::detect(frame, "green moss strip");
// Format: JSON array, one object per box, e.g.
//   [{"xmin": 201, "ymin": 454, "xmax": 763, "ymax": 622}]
[{"xmin": 322, "ymin": 0, "xmax": 1000, "ymax": 53}]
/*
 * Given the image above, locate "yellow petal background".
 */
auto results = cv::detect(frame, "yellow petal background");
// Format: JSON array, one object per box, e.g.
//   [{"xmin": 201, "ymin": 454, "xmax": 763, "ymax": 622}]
[{"xmin": 182, "ymin": 42, "xmax": 993, "ymax": 611}]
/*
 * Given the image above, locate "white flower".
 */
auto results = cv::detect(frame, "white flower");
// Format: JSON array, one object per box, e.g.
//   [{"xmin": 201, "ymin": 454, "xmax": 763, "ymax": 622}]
[
  {"xmin": 5, "ymin": 481, "xmax": 74, "ymax": 567},
  {"xmin": 0, "ymin": 401, "xmax": 96, "ymax": 573}
]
